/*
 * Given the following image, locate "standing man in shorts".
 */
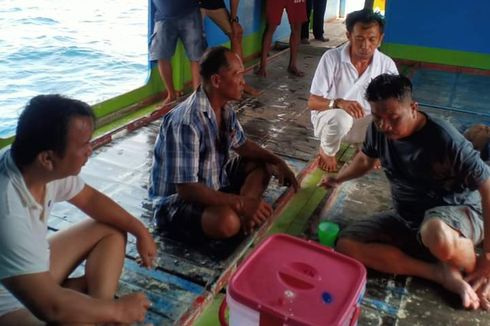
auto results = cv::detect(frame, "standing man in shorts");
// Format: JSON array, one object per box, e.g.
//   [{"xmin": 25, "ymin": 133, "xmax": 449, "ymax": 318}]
[
  {"xmin": 320, "ymin": 74, "xmax": 490, "ymax": 310},
  {"xmin": 256, "ymin": 0, "xmax": 307, "ymax": 77},
  {"xmin": 150, "ymin": 0, "xmax": 206, "ymax": 106},
  {"xmin": 200, "ymin": 0, "xmax": 261, "ymax": 96}
]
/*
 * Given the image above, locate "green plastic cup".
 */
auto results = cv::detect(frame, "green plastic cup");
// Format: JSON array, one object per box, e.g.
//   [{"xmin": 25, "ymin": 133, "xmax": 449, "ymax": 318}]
[{"xmin": 318, "ymin": 221, "xmax": 340, "ymax": 247}]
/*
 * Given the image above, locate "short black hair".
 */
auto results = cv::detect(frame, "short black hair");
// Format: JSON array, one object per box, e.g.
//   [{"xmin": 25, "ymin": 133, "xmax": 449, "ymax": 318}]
[
  {"xmin": 199, "ymin": 46, "xmax": 233, "ymax": 82},
  {"xmin": 346, "ymin": 8, "xmax": 384, "ymax": 33},
  {"xmin": 11, "ymin": 94, "xmax": 95, "ymax": 168},
  {"xmin": 365, "ymin": 74, "xmax": 413, "ymax": 103}
]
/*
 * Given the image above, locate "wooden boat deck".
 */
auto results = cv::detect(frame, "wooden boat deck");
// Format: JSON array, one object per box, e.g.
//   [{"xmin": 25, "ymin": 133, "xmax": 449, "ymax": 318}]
[{"xmin": 48, "ymin": 21, "xmax": 490, "ymax": 325}]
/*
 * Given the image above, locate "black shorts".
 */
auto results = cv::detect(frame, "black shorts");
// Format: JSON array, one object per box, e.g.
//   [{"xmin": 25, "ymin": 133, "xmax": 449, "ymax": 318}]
[
  {"xmin": 155, "ymin": 156, "xmax": 248, "ymax": 242},
  {"xmin": 199, "ymin": 0, "xmax": 226, "ymax": 10}
]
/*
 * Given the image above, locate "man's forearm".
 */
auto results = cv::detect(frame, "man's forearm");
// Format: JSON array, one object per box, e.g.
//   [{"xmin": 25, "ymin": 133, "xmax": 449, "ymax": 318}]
[
  {"xmin": 70, "ymin": 186, "xmax": 147, "ymax": 239},
  {"xmin": 336, "ymin": 151, "xmax": 376, "ymax": 183},
  {"xmin": 3, "ymin": 276, "xmax": 121, "ymax": 324},
  {"xmin": 308, "ymin": 95, "xmax": 332, "ymax": 111},
  {"xmin": 45, "ymin": 289, "xmax": 120, "ymax": 324},
  {"xmin": 235, "ymin": 140, "xmax": 281, "ymax": 165},
  {"xmin": 230, "ymin": 0, "xmax": 239, "ymax": 18}
]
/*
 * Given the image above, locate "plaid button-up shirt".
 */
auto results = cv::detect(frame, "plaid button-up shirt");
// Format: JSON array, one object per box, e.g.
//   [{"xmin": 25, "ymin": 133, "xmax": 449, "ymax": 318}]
[{"xmin": 149, "ymin": 88, "xmax": 246, "ymax": 212}]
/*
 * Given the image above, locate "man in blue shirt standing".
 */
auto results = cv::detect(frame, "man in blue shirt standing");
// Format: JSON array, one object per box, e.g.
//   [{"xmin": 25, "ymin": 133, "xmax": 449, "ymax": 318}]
[
  {"xmin": 150, "ymin": 47, "xmax": 298, "ymax": 242},
  {"xmin": 150, "ymin": 0, "xmax": 206, "ymax": 107}
]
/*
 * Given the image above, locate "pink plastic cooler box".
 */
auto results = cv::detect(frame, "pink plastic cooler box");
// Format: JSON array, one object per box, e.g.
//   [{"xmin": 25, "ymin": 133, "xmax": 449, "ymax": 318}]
[{"xmin": 227, "ymin": 234, "xmax": 366, "ymax": 326}]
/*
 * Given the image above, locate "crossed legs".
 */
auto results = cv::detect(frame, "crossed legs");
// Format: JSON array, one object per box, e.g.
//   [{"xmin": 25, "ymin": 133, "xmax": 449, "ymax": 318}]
[
  {"xmin": 337, "ymin": 216, "xmax": 481, "ymax": 309},
  {"xmin": 201, "ymin": 161, "xmax": 271, "ymax": 239}
]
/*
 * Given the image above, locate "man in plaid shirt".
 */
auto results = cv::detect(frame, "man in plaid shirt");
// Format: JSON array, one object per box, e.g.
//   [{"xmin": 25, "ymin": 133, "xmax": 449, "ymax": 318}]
[{"xmin": 150, "ymin": 46, "xmax": 298, "ymax": 242}]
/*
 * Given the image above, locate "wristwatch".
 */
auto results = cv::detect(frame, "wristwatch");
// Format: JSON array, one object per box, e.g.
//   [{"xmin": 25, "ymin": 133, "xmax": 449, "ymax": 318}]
[
  {"xmin": 229, "ymin": 16, "xmax": 239, "ymax": 23},
  {"xmin": 328, "ymin": 98, "xmax": 338, "ymax": 109}
]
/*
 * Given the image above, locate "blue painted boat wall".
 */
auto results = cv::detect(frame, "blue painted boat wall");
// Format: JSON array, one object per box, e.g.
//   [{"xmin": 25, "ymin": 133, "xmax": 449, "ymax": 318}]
[{"xmin": 384, "ymin": 0, "xmax": 490, "ymax": 55}]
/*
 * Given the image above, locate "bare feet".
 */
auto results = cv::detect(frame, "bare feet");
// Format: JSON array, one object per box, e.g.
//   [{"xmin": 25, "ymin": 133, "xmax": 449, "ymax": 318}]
[
  {"xmin": 243, "ymin": 83, "xmax": 262, "ymax": 97},
  {"xmin": 374, "ymin": 159, "xmax": 382, "ymax": 170},
  {"xmin": 318, "ymin": 149, "xmax": 337, "ymax": 172},
  {"xmin": 160, "ymin": 93, "xmax": 176, "ymax": 109},
  {"xmin": 287, "ymin": 66, "xmax": 305, "ymax": 77},
  {"xmin": 435, "ymin": 263, "xmax": 480, "ymax": 309},
  {"xmin": 255, "ymin": 66, "xmax": 267, "ymax": 77}
]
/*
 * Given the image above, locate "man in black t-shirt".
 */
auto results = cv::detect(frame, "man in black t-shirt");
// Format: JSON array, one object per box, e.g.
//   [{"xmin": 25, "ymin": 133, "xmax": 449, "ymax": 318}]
[{"xmin": 320, "ymin": 74, "xmax": 490, "ymax": 310}]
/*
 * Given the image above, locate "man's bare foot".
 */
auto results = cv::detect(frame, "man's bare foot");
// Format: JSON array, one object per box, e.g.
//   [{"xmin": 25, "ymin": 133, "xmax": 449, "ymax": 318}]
[
  {"xmin": 161, "ymin": 94, "xmax": 176, "ymax": 108},
  {"xmin": 318, "ymin": 149, "xmax": 337, "ymax": 172},
  {"xmin": 243, "ymin": 83, "xmax": 262, "ymax": 97},
  {"xmin": 255, "ymin": 66, "xmax": 267, "ymax": 77},
  {"xmin": 287, "ymin": 66, "xmax": 305, "ymax": 77},
  {"xmin": 435, "ymin": 263, "xmax": 480, "ymax": 309},
  {"xmin": 374, "ymin": 159, "xmax": 382, "ymax": 169}
]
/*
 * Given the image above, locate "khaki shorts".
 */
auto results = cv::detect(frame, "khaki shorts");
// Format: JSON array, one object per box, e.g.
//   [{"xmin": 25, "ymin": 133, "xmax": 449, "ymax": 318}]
[{"xmin": 339, "ymin": 205, "xmax": 484, "ymax": 261}]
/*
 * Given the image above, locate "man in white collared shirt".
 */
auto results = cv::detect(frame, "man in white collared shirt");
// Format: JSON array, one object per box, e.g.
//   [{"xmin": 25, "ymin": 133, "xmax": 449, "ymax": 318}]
[
  {"xmin": 308, "ymin": 8, "xmax": 398, "ymax": 171},
  {"xmin": 0, "ymin": 95, "xmax": 157, "ymax": 325}
]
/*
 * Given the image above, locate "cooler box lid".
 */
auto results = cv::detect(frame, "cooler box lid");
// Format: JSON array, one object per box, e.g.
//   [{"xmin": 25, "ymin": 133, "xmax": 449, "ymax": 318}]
[{"xmin": 228, "ymin": 234, "xmax": 366, "ymax": 326}]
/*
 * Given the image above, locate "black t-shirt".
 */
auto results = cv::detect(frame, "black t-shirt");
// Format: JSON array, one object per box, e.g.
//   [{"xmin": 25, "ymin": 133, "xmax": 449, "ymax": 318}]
[{"xmin": 362, "ymin": 113, "xmax": 490, "ymax": 226}]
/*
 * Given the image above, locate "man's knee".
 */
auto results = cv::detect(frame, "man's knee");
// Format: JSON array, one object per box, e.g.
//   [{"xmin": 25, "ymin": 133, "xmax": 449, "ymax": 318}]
[
  {"xmin": 420, "ymin": 218, "xmax": 456, "ymax": 259},
  {"xmin": 216, "ymin": 213, "xmax": 241, "ymax": 238},
  {"xmin": 91, "ymin": 220, "xmax": 128, "ymax": 247},
  {"xmin": 333, "ymin": 110, "xmax": 354, "ymax": 132},
  {"xmin": 321, "ymin": 109, "xmax": 354, "ymax": 136},
  {"xmin": 203, "ymin": 207, "xmax": 241, "ymax": 238}
]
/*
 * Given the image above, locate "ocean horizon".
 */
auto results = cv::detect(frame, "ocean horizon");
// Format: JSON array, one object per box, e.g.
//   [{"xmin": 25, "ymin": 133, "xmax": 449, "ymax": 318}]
[{"xmin": 0, "ymin": 0, "xmax": 149, "ymax": 138}]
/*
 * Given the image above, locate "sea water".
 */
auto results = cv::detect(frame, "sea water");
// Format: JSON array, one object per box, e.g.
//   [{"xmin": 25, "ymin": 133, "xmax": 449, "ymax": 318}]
[{"xmin": 0, "ymin": 0, "xmax": 148, "ymax": 138}]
